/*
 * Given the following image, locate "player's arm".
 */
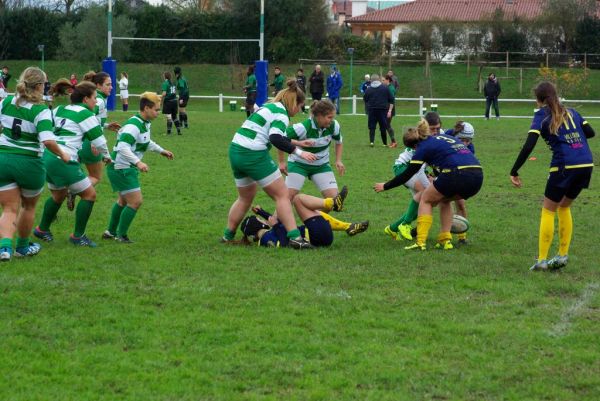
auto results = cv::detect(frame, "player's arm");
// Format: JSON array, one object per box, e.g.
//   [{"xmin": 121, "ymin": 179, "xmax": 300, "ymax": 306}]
[
  {"xmin": 582, "ymin": 121, "xmax": 595, "ymax": 138},
  {"xmin": 510, "ymin": 131, "xmax": 539, "ymax": 177},
  {"xmin": 374, "ymin": 162, "xmax": 422, "ymax": 192}
]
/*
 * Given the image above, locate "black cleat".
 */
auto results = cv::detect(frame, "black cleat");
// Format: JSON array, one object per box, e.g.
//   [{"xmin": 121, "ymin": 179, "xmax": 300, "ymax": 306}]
[
  {"xmin": 346, "ymin": 221, "xmax": 369, "ymax": 236},
  {"xmin": 332, "ymin": 185, "xmax": 348, "ymax": 212},
  {"xmin": 115, "ymin": 235, "xmax": 134, "ymax": 244},
  {"xmin": 288, "ymin": 237, "xmax": 315, "ymax": 250}
]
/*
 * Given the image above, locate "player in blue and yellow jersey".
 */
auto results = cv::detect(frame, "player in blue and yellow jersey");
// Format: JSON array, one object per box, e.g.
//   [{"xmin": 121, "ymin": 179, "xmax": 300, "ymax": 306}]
[
  {"xmin": 0, "ymin": 67, "xmax": 69, "ymax": 261},
  {"xmin": 224, "ymin": 80, "xmax": 322, "ymax": 250},
  {"xmin": 34, "ymin": 79, "xmax": 111, "ymax": 247},
  {"xmin": 161, "ymin": 71, "xmax": 180, "ymax": 135},
  {"xmin": 510, "ymin": 81, "xmax": 595, "ymax": 271},
  {"xmin": 374, "ymin": 119, "xmax": 483, "ymax": 251}
]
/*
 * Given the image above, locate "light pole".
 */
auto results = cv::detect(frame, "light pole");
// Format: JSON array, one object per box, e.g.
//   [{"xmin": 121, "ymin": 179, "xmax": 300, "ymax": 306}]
[
  {"xmin": 347, "ymin": 47, "xmax": 354, "ymax": 113},
  {"xmin": 37, "ymin": 45, "xmax": 45, "ymax": 71}
]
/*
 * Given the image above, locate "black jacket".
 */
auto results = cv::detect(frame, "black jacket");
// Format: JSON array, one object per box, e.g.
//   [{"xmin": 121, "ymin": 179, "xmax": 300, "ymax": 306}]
[
  {"xmin": 484, "ymin": 78, "xmax": 501, "ymax": 98},
  {"xmin": 363, "ymin": 81, "xmax": 393, "ymax": 110},
  {"xmin": 309, "ymin": 70, "xmax": 324, "ymax": 94}
]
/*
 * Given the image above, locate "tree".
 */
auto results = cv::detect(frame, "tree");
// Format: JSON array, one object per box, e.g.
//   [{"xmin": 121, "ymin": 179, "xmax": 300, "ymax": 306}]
[
  {"xmin": 539, "ymin": 0, "xmax": 597, "ymax": 52},
  {"xmin": 59, "ymin": 5, "xmax": 136, "ymax": 64}
]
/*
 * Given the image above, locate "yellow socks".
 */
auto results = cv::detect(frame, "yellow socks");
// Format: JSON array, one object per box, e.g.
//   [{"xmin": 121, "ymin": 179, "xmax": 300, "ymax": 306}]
[
  {"xmin": 538, "ymin": 207, "xmax": 555, "ymax": 261},
  {"xmin": 557, "ymin": 206, "xmax": 572, "ymax": 256},
  {"xmin": 437, "ymin": 231, "xmax": 452, "ymax": 244},
  {"xmin": 318, "ymin": 211, "xmax": 350, "ymax": 231},
  {"xmin": 416, "ymin": 214, "xmax": 433, "ymax": 246},
  {"xmin": 323, "ymin": 198, "xmax": 333, "ymax": 212}
]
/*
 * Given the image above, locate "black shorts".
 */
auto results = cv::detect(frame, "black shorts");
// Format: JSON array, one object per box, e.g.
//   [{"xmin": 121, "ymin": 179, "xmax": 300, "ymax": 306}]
[
  {"xmin": 433, "ymin": 168, "xmax": 483, "ymax": 200},
  {"xmin": 301, "ymin": 216, "xmax": 333, "ymax": 247},
  {"xmin": 162, "ymin": 99, "xmax": 178, "ymax": 116},
  {"xmin": 178, "ymin": 95, "xmax": 189, "ymax": 108},
  {"xmin": 545, "ymin": 167, "xmax": 592, "ymax": 202},
  {"xmin": 245, "ymin": 91, "xmax": 257, "ymax": 107}
]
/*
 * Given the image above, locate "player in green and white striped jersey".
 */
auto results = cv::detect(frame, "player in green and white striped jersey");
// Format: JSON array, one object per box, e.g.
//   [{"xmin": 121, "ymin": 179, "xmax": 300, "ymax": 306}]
[
  {"xmin": 279, "ymin": 99, "xmax": 345, "ymax": 200},
  {"xmin": 224, "ymin": 80, "xmax": 318, "ymax": 249},
  {"xmin": 0, "ymin": 67, "xmax": 69, "ymax": 261},
  {"xmin": 34, "ymin": 80, "xmax": 111, "ymax": 247},
  {"xmin": 103, "ymin": 92, "xmax": 174, "ymax": 243}
]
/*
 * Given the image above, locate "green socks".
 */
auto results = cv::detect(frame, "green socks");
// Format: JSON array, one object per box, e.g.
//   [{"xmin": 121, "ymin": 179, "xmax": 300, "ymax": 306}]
[
  {"xmin": 74, "ymin": 200, "xmax": 94, "ymax": 238},
  {"xmin": 223, "ymin": 228, "xmax": 235, "ymax": 241},
  {"xmin": 390, "ymin": 199, "xmax": 419, "ymax": 231},
  {"xmin": 117, "ymin": 206, "xmax": 137, "ymax": 237},
  {"xmin": 107, "ymin": 203, "xmax": 125, "ymax": 235},
  {"xmin": 39, "ymin": 198, "xmax": 62, "ymax": 231},
  {"xmin": 0, "ymin": 238, "xmax": 12, "ymax": 249},
  {"xmin": 286, "ymin": 228, "xmax": 301, "ymax": 239}
]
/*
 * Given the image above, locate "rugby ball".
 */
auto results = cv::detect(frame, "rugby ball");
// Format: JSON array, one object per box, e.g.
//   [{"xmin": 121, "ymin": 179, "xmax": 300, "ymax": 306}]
[{"xmin": 451, "ymin": 214, "xmax": 470, "ymax": 234}]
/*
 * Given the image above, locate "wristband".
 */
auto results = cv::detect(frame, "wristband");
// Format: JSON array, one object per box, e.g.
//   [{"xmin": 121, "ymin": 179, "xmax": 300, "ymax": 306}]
[{"xmin": 293, "ymin": 148, "xmax": 304, "ymax": 157}]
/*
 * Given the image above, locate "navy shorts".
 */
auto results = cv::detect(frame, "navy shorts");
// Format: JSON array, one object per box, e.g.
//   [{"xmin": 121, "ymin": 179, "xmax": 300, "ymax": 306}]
[
  {"xmin": 433, "ymin": 168, "xmax": 483, "ymax": 200},
  {"xmin": 545, "ymin": 167, "xmax": 592, "ymax": 202},
  {"xmin": 178, "ymin": 95, "xmax": 189, "ymax": 108},
  {"xmin": 302, "ymin": 216, "xmax": 333, "ymax": 247}
]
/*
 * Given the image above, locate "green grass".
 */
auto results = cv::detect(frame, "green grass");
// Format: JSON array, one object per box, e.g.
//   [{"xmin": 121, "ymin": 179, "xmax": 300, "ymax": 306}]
[
  {"xmin": 0, "ymin": 107, "xmax": 599, "ymax": 400},
  {"xmin": 8, "ymin": 59, "xmax": 600, "ymax": 100}
]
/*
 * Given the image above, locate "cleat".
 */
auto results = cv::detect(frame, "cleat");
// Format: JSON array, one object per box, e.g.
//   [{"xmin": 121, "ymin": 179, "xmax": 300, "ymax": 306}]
[
  {"xmin": 382, "ymin": 144, "xmax": 388, "ymax": 147},
  {"xmin": 66, "ymin": 191, "xmax": 76, "ymax": 211},
  {"xmin": 434, "ymin": 240, "xmax": 454, "ymax": 250},
  {"xmin": 15, "ymin": 242, "xmax": 41, "ymax": 257},
  {"xmin": 115, "ymin": 235, "xmax": 134, "ymax": 244},
  {"xmin": 548, "ymin": 255, "xmax": 568, "ymax": 270},
  {"xmin": 332, "ymin": 185, "xmax": 348, "ymax": 212},
  {"xmin": 384, "ymin": 225, "xmax": 400, "ymax": 241},
  {"xmin": 457, "ymin": 238, "xmax": 469, "ymax": 246},
  {"xmin": 102, "ymin": 230, "xmax": 115, "ymax": 240},
  {"xmin": 530, "ymin": 260, "xmax": 548, "ymax": 271},
  {"xmin": 346, "ymin": 221, "xmax": 369, "ymax": 236},
  {"xmin": 0, "ymin": 247, "xmax": 11, "ymax": 262},
  {"xmin": 405, "ymin": 242, "xmax": 426, "ymax": 251},
  {"xmin": 33, "ymin": 226, "xmax": 54, "ymax": 242},
  {"xmin": 398, "ymin": 224, "xmax": 413, "ymax": 241},
  {"xmin": 288, "ymin": 236, "xmax": 315, "ymax": 250},
  {"xmin": 410, "ymin": 227, "xmax": 418, "ymax": 238},
  {"xmin": 69, "ymin": 234, "xmax": 97, "ymax": 248},
  {"xmin": 370, "ymin": 142, "xmax": 374, "ymax": 147}
]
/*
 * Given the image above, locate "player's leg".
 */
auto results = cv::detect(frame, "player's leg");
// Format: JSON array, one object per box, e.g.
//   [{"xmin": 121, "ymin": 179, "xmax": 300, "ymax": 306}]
[
  {"xmin": 434, "ymin": 200, "xmax": 454, "ymax": 250},
  {"xmin": 224, "ymin": 182, "xmax": 257, "ymax": 241},
  {"xmin": 115, "ymin": 189, "xmax": 143, "ymax": 243},
  {"xmin": 171, "ymin": 104, "xmax": 181, "ymax": 135},
  {"xmin": 377, "ymin": 109, "xmax": 388, "ymax": 146},
  {"xmin": 15, "ymin": 190, "xmax": 43, "ymax": 256},
  {"xmin": 0, "ymin": 187, "xmax": 20, "ymax": 260},
  {"xmin": 67, "ymin": 175, "xmax": 97, "ymax": 247},
  {"xmin": 104, "ymin": 194, "xmax": 126, "ymax": 239},
  {"xmin": 454, "ymin": 198, "xmax": 468, "ymax": 244}
]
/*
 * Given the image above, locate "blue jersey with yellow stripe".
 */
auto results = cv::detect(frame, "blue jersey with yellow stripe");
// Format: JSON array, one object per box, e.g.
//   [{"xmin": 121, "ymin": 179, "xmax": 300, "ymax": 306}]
[
  {"xmin": 529, "ymin": 107, "xmax": 593, "ymax": 170},
  {"xmin": 411, "ymin": 134, "xmax": 480, "ymax": 172}
]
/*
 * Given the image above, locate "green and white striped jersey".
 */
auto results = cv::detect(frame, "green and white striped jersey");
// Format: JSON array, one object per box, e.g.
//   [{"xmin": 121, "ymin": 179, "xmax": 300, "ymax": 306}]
[
  {"xmin": 0, "ymin": 95, "xmax": 55, "ymax": 157},
  {"xmin": 112, "ymin": 114, "xmax": 164, "ymax": 169},
  {"xmin": 95, "ymin": 90, "xmax": 108, "ymax": 127},
  {"xmin": 286, "ymin": 118, "xmax": 342, "ymax": 166},
  {"xmin": 232, "ymin": 102, "xmax": 289, "ymax": 151},
  {"xmin": 53, "ymin": 104, "xmax": 108, "ymax": 161},
  {"xmin": 394, "ymin": 147, "xmax": 415, "ymax": 168}
]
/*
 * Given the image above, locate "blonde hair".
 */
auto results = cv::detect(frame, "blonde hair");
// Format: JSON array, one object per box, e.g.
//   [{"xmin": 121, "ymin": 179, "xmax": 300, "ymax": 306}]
[
  {"xmin": 272, "ymin": 79, "xmax": 305, "ymax": 114},
  {"xmin": 403, "ymin": 119, "xmax": 431, "ymax": 148},
  {"xmin": 15, "ymin": 67, "xmax": 46, "ymax": 106},
  {"xmin": 140, "ymin": 91, "xmax": 161, "ymax": 110}
]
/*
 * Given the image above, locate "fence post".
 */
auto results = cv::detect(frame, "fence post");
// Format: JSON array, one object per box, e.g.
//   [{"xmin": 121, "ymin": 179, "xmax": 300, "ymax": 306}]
[
  {"xmin": 467, "ymin": 51, "xmax": 470, "ymax": 76},
  {"xmin": 506, "ymin": 51, "xmax": 509, "ymax": 77},
  {"xmin": 546, "ymin": 52, "xmax": 549, "ymax": 68},
  {"xmin": 352, "ymin": 95, "xmax": 357, "ymax": 115},
  {"xmin": 219, "ymin": 93, "xmax": 223, "ymax": 112},
  {"xmin": 584, "ymin": 53, "xmax": 587, "ymax": 70},
  {"xmin": 519, "ymin": 68, "xmax": 523, "ymax": 94},
  {"xmin": 419, "ymin": 95, "xmax": 424, "ymax": 116}
]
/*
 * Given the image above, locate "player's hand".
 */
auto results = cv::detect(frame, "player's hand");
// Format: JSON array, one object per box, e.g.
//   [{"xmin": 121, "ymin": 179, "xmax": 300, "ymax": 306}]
[
  {"xmin": 373, "ymin": 182, "xmax": 385, "ymax": 192},
  {"xmin": 510, "ymin": 175, "xmax": 522, "ymax": 188},
  {"xmin": 107, "ymin": 122, "xmax": 121, "ymax": 132},
  {"xmin": 103, "ymin": 156, "xmax": 113, "ymax": 165},
  {"xmin": 161, "ymin": 150, "xmax": 174, "ymax": 160},
  {"xmin": 278, "ymin": 162, "xmax": 288, "ymax": 176},
  {"xmin": 300, "ymin": 152, "xmax": 317, "ymax": 162},
  {"xmin": 295, "ymin": 139, "xmax": 315, "ymax": 147},
  {"xmin": 90, "ymin": 144, "xmax": 100, "ymax": 156},
  {"xmin": 136, "ymin": 161, "xmax": 149, "ymax": 172},
  {"xmin": 335, "ymin": 161, "xmax": 345, "ymax": 176}
]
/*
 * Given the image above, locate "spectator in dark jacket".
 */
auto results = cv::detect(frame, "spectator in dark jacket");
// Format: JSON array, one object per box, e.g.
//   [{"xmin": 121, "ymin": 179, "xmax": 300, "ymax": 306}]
[
  {"xmin": 326, "ymin": 65, "xmax": 343, "ymax": 114},
  {"xmin": 309, "ymin": 64, "xmax": 324, "ymax": 101},
  {"xmin": 363, "ymin": 74, "xmax": 394, "ymax": 147},
  {"xmin": 295, "ymin": 68, "xmax": 306, "ymax": 93},
  {"xmin": 484, "ymin": 73, "xmax": 501, "ymax": 120}
]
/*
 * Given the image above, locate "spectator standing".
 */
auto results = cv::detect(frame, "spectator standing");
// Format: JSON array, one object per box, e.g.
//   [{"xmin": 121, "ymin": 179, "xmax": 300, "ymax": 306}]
[
  {"xmin": 243, "ymin": 65, "xmax": 257, "ymax": 118},
  {"xmin": 363, "ymin": 74, "xmax": 394, "ymax": 147},
  {"xmin": 70, "ymin": 74, "xmax": 78, "ymax": 86},
  {"xmin": 387, "ymin": 69, "xmax": 399, "ymax": 91},
  {"xmin": 271, "ymin": 66, "xmax": 285, "ymax": 96},
  {"xmin": 1, "ymin": 66, "xmax": 11, "ymax": 89},
  {"xmin": 484, "ymin": 73, "xmax": 501, "ymax": 120},
  {"xmin": 383, "ymin": 75, "xmax": 398, "ymax": 147},
  {"xmin": 360, "ymin": 74, "xmax": 371, "ymax": 115},
  {"xmin": 326, "ymin": 65, "xmax": 343, "ymax": 115},
  {"xmin": 295, "ymin": 69, "xmax": 306, "ymax": 93},
  {"xmin": 309, "ymin": 64, "xmax": 325, "ymax": 101}
]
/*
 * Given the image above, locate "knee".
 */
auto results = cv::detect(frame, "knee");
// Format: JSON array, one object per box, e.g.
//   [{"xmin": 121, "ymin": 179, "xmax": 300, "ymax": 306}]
[{"xmin": 81, "ymin": 187, "xmax": 97, "ymax": 202}]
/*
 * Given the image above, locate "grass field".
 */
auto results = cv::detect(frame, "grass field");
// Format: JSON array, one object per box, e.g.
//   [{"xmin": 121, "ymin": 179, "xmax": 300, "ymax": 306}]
[{"xmin": 1, "ymin": 106, "xmax": 599, "ymax": 400}]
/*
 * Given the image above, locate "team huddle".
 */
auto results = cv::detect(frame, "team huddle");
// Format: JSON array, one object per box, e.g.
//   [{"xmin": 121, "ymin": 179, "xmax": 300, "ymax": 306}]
[{"xmin": 224, "ymin": 78, "xmax": 595, "ymax": 271}]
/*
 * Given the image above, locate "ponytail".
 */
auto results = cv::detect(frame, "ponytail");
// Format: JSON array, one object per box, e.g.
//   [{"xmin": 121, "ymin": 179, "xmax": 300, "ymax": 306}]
[
  {"xmin": 535, "ymin": 81, "xmax": 568, "ymax": 135},
  {"xmin": 273, "ymin": 79, "xmax": 305, "ymax": 113}
]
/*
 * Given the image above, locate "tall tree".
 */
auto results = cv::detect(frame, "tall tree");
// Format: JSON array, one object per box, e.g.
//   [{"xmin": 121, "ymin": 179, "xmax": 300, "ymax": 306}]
[{"xmin": 540, "ymin": 0, "xmax": 597, "ymax": 52}]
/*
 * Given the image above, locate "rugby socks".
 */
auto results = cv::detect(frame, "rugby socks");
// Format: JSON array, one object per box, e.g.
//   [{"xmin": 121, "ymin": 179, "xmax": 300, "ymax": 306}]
[
  {"xmin": 179, "ymin": 112, "xmax": 188, "ymax": 128},
  {"xmin": 390, "ymin": 199, "xmax": 418, "ymax": 231},
  {"xmin": 0, "ymin": 238, "xmax": 11, "ymax": 249},
  {"xmin": 174, "ymin": 119, "xmax": 181, "ymax": 135},
  {"xmin": 416, "ymin": 214, "xmax": 433, "ymax": 246},
  {"xmin": 167, "ymin": 120, "xmax": 173, "ymax": 134},
  {"xmin": 39, "ymin": 198, "xmax": 62, "ymax": 231},
  {"xmin": 323, "ymin": 198, "xmax": 334, "ymax": 212},
  {"xmin": 117, "ymin": 206, "xmax": 137, "ymax": 237},
  {"xmin": 557, "ymin": 206, "xmax": 573, "ymax": 256},
  {"xmin": 538, "ymin": 207, "xmax": 555, "ymax": 261},
  {"xmin": 286, "ymin": 228, "xmax": 301, "ymax": 239},
  {"xmin": 16, "ymin": 237, "xmax": 29, "ymax": 249},
  {"xmin": 436, "ymin": 231, "xmax": 452, "ymax": 245},
  {"xmin": 122, "ymin": 104, "xmax": 128, "ymax": 112},
  {"xmin": 223, "ymin": 228, "xmax": 235, "ymax": 241},
  {"xmin": 73, "ymin": 200, "xmax": 94, "ymax": 238},
  {"xmin": 318, "ymin": 211, "xmax": 350, "ymax": 231},
  {"xmin": 107, "ymin": 203, "xmax": 125, "ymax": 235},
  {"xmin": 457, "ymin": 232, "xmax": 468, "ymax": 241}
]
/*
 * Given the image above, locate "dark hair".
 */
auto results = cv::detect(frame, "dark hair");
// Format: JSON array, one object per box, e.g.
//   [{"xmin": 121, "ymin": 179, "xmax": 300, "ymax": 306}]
[
  {"xmin": 247, "ymin": 65, "xmax": 255, "ymax": 75},
  {"xmin": 535, "ymin": 81, "xmax": 567, "ymax": 135},
  {"xmin": 310, "ymin": 99, "xmax": 335, "ymax": 116},
  {"xmin": 91, "ymin": 72, "xmax": 110, "ymax": 86},
  {"xmin": 274, "ymin": 66, "xmax": 281, "ymax": 71},
  {"xmin": 50, "ymin": 79, "xmax": 96, "ymax": 104},
  {"xmin": 174, "ymin": 66, "xmax": 181, "ymax": 75},
  {"xmin": 453, "ymin": 120, "xmax": 465, "ymax": 134},
  {"xmin": 424, "ymin": 111, "xmax": 441, "ymax": 127},
  {"xmin": 164, "ymin": 71, "xmax": 172, "ymax": 81},
  {"xmin": 82, "ymin": 70, "xmax": 97, "ymax": 82},
  {"xmin": 121, "ymin": 72, "xmax": 128, "ymax": 78}
]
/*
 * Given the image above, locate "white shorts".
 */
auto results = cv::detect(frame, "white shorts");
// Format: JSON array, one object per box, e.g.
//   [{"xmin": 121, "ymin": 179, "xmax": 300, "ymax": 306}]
[
  {"xmin": 404, "ymin": 165, "xmax": 429, "ymax": 196},
  {"xmin": 48, "ymin": 177, "xmax": 92, "ymax": 195},
  {"xmin": 234, "ymin": 169, "xmax": 282, "ymax": 189},
  {"xmin": 286, "ymin": 171, "xmax": 337, "ymax": 193},
  {"xmin": 120, "ymin": 90, "xmax": 129, "ymax": 100}
]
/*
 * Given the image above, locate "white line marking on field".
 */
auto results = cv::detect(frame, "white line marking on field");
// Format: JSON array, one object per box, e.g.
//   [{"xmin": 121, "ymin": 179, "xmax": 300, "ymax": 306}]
[
  {"xmin": 316, "ymin": 288, "xmax": 351, "ymax": 299},
  {"xmin": 548, "ymin": 282, "xmax": 599, "ymax": 338}
]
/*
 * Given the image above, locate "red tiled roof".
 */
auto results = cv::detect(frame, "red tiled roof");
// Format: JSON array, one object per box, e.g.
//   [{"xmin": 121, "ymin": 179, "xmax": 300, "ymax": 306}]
[{"xmin": 347, "ymin": 0, "xmax": 545, "ymax": 23}]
